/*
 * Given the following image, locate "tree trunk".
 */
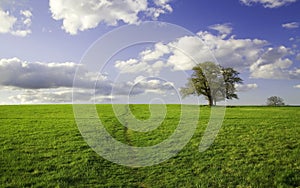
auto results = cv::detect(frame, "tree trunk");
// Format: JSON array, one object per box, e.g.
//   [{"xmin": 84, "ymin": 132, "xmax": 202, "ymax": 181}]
[{"xmin": 208, "ymin": 96, "xmax": 213, "ymax": 106}]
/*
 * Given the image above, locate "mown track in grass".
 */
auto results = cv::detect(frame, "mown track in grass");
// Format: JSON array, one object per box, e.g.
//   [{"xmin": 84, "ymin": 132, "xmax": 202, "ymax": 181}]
[{"xmin": 0, "ymin": 105, "xmax": 299, "ymax": 187}]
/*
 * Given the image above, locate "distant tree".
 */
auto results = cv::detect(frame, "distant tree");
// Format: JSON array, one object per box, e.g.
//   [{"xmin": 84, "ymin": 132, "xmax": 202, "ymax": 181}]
[
  {"xmin": 180, "ymin": 62, "xmax": 243, "ymax": 106},
  {"xmin": 266, "ymin": 96, "xmax": 285, "ymax": 106}
]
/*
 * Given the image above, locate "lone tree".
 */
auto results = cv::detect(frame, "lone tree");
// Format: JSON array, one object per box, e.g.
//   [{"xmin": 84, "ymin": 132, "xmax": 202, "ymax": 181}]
[
  {"xmin": 266, "ymin": 96, "xmax": 285, "ymax": 106},
  {"xmin": 180, "ymin": 62, "xmax": 243, "ymax": 106}
]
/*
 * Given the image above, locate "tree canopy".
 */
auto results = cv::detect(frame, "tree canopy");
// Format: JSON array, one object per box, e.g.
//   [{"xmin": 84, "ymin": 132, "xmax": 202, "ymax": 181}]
[
  {"xmin": 180, "ymin": 62, "xmax": 243, "ymax": 106},
  {"xmin": 266, "ymin": 96, "xmax": 285, "ymax": 106}
]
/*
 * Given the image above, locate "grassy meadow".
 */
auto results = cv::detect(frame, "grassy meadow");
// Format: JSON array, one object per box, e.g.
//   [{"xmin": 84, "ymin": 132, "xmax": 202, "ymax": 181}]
[{"xmin": 0, "ymin": 104, "xmax": 299, "ymax": 187}]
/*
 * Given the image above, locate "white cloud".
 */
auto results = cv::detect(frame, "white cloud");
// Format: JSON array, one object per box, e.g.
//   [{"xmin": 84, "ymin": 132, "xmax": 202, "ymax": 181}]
[
  {"xmin": 168, "ymin": 33, "xmax": 299, "ymax": 79},
  {"xmin": 8, "ymin": 87, "xmax": 113, "ymax": 104},
  {"xmin": 0, "ymin": 9, "xmax": 16, "ymax": 33},
  {"xmin": 250, "ymin": 46, "xmax": 295, "ymax": 79},
  {"xmin": 166, "ymin": 35, "xmax": 213, "ymax": 71},
  {"xmin": 11, "ymin": 29, "xmax": 31, "ymax": 37},
  {"xmin": 1, "ymin": 57, "xmax": 178, "ymax": 103},
  {"xmin": 9, "ymin": 79, "xmax": 175, "ymax": 104},
  {"xmin": 115, "ymin": 56, "xmax": 166, "ymax": 76},
  {"xmin": 240, "ymin": 0, "xmax": 297, "ymax": 8},
  {"xmin": 293, "ymin": 84, "xmax": 300, "ymax": 89},
  {"xmin": 235, "ymin": 83, "xmax": 258, "ymax": 92},
  {"xmin": 49, "ymin": 0, "xmax": 173, "ymax": 35},
  {"xmin": 115, "ymin": 59, "xmax": 150, "ymax": 73},
  {"xmin": 114, "ymin": 35, "xmax": 212, "ymax": 73},
  {"xmin": 282, "ymin": 22, "xmax": 299, "ymax": 29},
  {"xmin": 9, "ymin": 88, "xmax": 74, "ymax": 104},
  {"xmin": 141, "ymin": 42, "xmax": 170, "ymax": 61},
  {"xmin": 20, "ymin": 10, "xmax": 32, "ymax": 27},
  {"xmin": 0, "ymin": 8, "xmax": 32, "ymax": 37},
  {"xmin": 196, "ymin": 31, "xmax": 268, "ymax": 70},
  {"xmin": 209, "ymin": 23, "xmax": 233, "ymax": 38},
  {"xmin": 129, "ymin": 76, "xmax": 174, "ymax": 94},
  {"xmin": 114, "ymin": 28, "xmax": 300, "ymax": 80},
  {"xmin": 0, "ymin": 57, "xmax": 102, "ymax": 89},
  {"xmin": 289, "ymin": 68, "xmax": 300, "ymax": 79},
  {"xmin": 20, "ymin": 10, "xmax": 32, "ymax": 18},
  {"xmin": 113, "ymin": 41, "xmax": 163, "ymax": 75},
  {"xmin": 147, "ymin": 0, "xmax": 173, "ymax": 19},
  {"xmin": 172, "ymin": 34, "xmax": 258, "ymax": 72},
  {"xmin": 114, "ymin": 30, "xmax": 268, "ymax": 73},
  {"xmin": 7, "ymin": 77, "xmax": 175, "ymax": 104},
  {"xmin": 138, "ymin": 32, "xmax": 267, "ymax": 71},
  {"xmin": 154, "ymin": 0, "xmax": 173, "ymax": 11}
]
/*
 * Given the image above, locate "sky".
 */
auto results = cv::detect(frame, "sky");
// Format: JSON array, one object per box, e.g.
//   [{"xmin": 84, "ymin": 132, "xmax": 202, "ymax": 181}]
[{"xmin": 0, "ymin": 0, "xmax": 300, "ymax": 105}]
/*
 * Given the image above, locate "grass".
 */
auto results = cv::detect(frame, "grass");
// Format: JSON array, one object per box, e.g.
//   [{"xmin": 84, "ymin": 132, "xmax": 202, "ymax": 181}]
[{"xmin": 0, "ymin": 105, "xmax": 299, "ymax": 187}]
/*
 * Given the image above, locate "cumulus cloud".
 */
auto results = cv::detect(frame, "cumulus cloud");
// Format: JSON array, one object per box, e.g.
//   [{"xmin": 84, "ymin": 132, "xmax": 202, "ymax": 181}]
[
  {"xmin": 7, "ymin": 78, "xmax": 175, "ymax": 104},
  {"xmin": 129, "ymin": 76, "xmax": 174, "ymax": 94},
  {"xmin": 249, "ymin": 46, "xmax": 296, "ymax": 79},
  {"xmin": 115, "ymin": 59, "xmax": 149, "ymax": 73},
  {"xmin": 114, "ymin": 30, "xmax": 267, "ymax": 72},
  {"xmin": 114, "ymin": 27, "xmax": 300, "ymax": 80},
  {"xmin": 0, "ymin": 8, "xmax": 32, "ymax": 37},
  {"xmin": 147, "ymin": 0, "xmax": 173, "ymax": 19},
  {"xmin": 0, "ymin": 9, "xmax": 16, "ymax": 34},
  {"xmin": 166, "ymin": 35, "xmax": 212, "ymax": 71},
  {"xmin": 9, "ymin": 88, "xmax": 74, "ymax": 104},
  {"xmin": 126, "ymin": 31, "xmax": 267, "ymax": 72},
  {"xmin": 141, "ymin": 42, "xmax": 170, "ymax": 61},
  {"xmin": 154, "ymin": 0, "xmax": 173, "ymax": 11},
  {"xmin": 8, "ymin": 87, "xmax": 114, "ymax": 104},
  {"xmin": 165, "ymin": 31, "xmax": 267, "ymax": 71},
  {"xmin": 282, "ymin": 22, "xmax": 299, "ymax": 29},
  {"xmin": 113, "ymin": 35, "xmax": 207, "ymax": 73},
  {"xmin": 293, "ymin": 84, "xmax": 300, "ymax": 89},
  {"xmin": 289, "ymin": 68, "xmax": 300, "ymax": 79},
  {"xmin": 1, "ymin": 57, "xmax": 176, "ymax": 103},
  {"xmin": 240, "ymin": 0, "xmax": 297, "ymax": 8},
  {"xmin": 235, "ymin": 83, "xmax": 258, "ymax": 92},
  {"xmin": 49, "ymin": 0, "xmax": 173, "ymax": 35},
  {"xmin": 0, "ymin": 58, "xmax": 88, "ymax": 88},
  {"xmin": 95, "ymin": 76, "xmax": 174, "ymax": 97},
  {"xmin": 209, "ymin": 23, "xmax": 233, "ymax": 38},
  {"xmin": 197, "ymin": 31, "xmax": 268, "ymax": 69},
  {"xmin": 115, "ymin": 42, "xmax": 171, "ymax": 76}
]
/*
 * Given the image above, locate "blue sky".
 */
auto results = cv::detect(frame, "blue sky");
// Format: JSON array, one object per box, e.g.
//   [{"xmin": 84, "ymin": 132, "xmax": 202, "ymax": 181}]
[{"xmin": 0, "ymin": 0, "xmax": 299, "ymax": 105}]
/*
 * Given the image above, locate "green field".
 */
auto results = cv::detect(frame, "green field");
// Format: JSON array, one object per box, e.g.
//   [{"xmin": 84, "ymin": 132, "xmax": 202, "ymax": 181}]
[{"xmin": 0, "ymin": 105, "xmax": 299, "ymax": 187}]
